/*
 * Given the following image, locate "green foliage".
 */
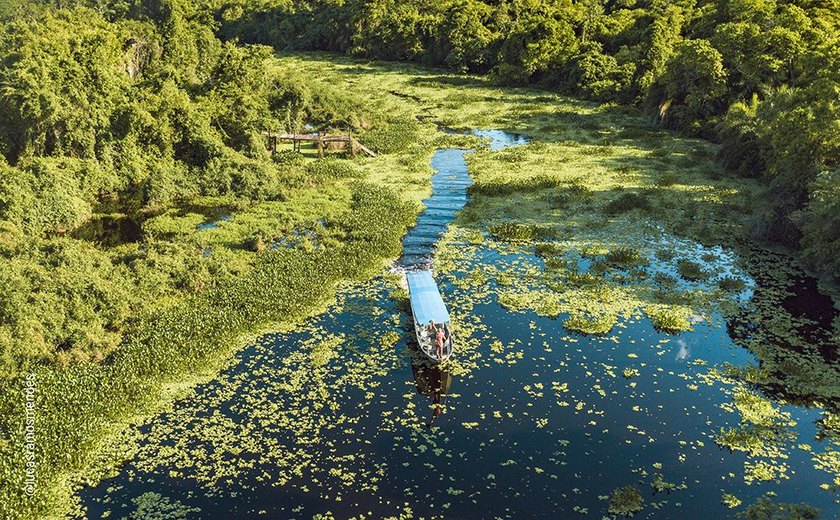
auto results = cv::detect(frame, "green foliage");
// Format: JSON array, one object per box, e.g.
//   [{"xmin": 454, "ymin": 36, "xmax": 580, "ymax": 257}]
[
  {"xmin": 489, "ymin": 222, "xmax": 536, "ymax": 242},
  {"xmin": 604, "ymin": 191, "xmax": 651, "ymax": 215},
  {"xmin": 0, "ymin": 182, "xmax": 415, "ymax": 518},
  {"xmin": 0, "ymin": 9, "xmax": 130, "ymax": 161},
  {"xmin": 564, "ymin": 313, "xmax": 617, "ymax": 335},
  {"xmin": 608, "ymin": 484, "xmax": 644, "ymax": 516},
  {"xmin": 648, "ymin": 306, "xmax": 693, "ymax": 332},
  {"xmin": 568, "ymin": 42, "xmax": 633, "ymax": 101},
  {"xmin": 0, "ymin": 161, "xmax": 93, "ymax": 234},
  {"xmin": 361, "ymin": 117, "xmax": 421, "ymax": 154},
  {"xmin": 494, "ymin": 5, "xmax": 578, "ymax": 84},
  {"xmin": 605, "ymin": 247, "xmax": 644, "ymax": 267},
  {"xmin": 799, "ymin": 169, "xmax": 840, "ymax": 281},
  {"xmin": 306, "ymin": 158, "xmax": 364, "ymax": 180},
  {"xmin": 736, "ymin": 497, "xmax": 820, "ymax": 520},
  {"xmin": 676, "ymin": 259, "xmax": 709, "ymax": 280},
  {"xmin": 658, "ymin": 39, "xmax": 727, "ymax": 133},
  {"xmin": 534, "ymin": 241, "xmax": 565, "ymax": 257},
  {"xmin": 717, "ymin": 95, "xmax": 764, "ymax": 178},
  {"xmin": 0, "ymin": 239, "xmax": 133, "ymax": 377},
  {"xmin": 141, "ymin": 211, "xmax": 206, "ymax": 238},
  {"xmin": 718, "ymin": 276, "xmax": 747, "ymax": 292}
]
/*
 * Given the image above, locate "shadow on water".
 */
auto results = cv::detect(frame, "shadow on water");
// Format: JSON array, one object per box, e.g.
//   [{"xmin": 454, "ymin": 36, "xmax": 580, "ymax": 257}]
[{"xmin": 725, "ymin": 251, "xmax": 840, "ymax": 406}]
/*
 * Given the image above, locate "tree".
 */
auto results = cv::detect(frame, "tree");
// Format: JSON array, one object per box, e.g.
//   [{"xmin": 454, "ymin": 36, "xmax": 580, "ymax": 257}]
[
  {"xmin": 434, "ymin": 0, "xmax": 495, "ymax": 71},
  {"xmin": 495, "ymin": 5, "xmax": 579, "ymax": 84},
  {"xmin": 658, "ymin": 39, "xmax": 728, "ymax": 132},
  {"xmin": 634, "ymin": 5, "xmax": 684, "ymax": 97},
  {"xmin": 799, "ymin": 169, "xmax": 840, "ymax": 282}
]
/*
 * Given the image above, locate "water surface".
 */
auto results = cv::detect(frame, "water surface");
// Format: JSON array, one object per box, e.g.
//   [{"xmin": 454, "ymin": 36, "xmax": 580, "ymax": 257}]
[{"xmin": 76, "ymin": 131, "xmax": 839, "ymax": 519}]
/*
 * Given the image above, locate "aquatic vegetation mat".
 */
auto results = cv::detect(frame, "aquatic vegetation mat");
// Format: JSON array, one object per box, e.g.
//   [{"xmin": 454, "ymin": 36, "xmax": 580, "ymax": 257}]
[{"xmin": 76, "ymin": 235, "xmax": 839, "ymax": 518}]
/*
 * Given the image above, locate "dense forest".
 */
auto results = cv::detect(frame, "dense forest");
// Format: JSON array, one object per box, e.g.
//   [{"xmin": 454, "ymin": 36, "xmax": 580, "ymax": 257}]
[{"xmin": 216, "ymin": 0, "xmax": 839, "ymax": 272}]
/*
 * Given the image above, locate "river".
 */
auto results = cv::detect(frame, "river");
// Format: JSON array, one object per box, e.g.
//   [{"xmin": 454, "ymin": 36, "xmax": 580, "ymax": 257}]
[{"xmin": 77, "ymin": 131, "xmax": 839, "ymax": 519}]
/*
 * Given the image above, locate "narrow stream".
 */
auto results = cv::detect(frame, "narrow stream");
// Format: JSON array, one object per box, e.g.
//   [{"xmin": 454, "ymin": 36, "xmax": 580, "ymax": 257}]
[
  {"xmin": 401, "ymin": 130, "xmax": 528, "ymax": 267},
  {"xmin": 76, "ymin": 131, "xmax": 839, "ymax": 519}
]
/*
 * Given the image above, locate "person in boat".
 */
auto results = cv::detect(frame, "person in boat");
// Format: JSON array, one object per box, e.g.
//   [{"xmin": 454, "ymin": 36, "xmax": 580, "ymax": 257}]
[
  {"xmin": 435, "ymin": 324, "xmax": 446, "ymax": 360},
  {"xmin": 426, "ymin": 320, "xmax": 437, "ymax": 340}
]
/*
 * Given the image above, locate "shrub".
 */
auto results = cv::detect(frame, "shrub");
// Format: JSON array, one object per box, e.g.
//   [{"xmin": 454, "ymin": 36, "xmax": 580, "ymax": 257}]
[
  {"xmin": 243, "ymin": 230, "xmax": 272, "ymax": 252},
  {"xmin": 604, "ymin": 191, "xmax": 651, "ymax": 215},
  {"xmin": 0, "ymin": 163, "xmax": 92, "ymax": 234},
  {"xmin": 0, "ymin": 239, "xmax": 133, "ymax": 379},
  {"xmin": 203, "ymin": 154, "xmax": 285, "ymax": 200},
  {"xmin": 272, "ymin": 150, "xmax": 305, "ymax": 166}
]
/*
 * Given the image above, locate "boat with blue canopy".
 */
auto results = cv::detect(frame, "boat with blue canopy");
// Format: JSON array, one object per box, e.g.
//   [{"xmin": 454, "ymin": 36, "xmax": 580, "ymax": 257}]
[{"xmin": 406, "ymin": 270, "xmax": 453, "ymax": 362}]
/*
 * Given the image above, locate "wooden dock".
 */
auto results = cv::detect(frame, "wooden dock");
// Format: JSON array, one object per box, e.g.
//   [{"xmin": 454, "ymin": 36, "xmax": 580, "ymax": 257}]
[{"xmin": 262, "ymin": 131, "xmax": 376, "ymax": 158}]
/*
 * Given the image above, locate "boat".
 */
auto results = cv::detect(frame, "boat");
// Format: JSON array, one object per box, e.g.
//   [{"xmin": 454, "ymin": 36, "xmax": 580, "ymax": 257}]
[{"xmin": 406, "ymin": 270, "xmax": 454, "ymax": 362}]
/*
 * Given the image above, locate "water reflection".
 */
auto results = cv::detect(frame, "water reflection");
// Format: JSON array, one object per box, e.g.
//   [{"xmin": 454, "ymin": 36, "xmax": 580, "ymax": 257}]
[
  {"xmin": 411, "ymin": 360, "xmax": 453, "ymax": 427},
  {"xmin": 675, "ymin": 339, "xmax": 691, "ymax": 361}
]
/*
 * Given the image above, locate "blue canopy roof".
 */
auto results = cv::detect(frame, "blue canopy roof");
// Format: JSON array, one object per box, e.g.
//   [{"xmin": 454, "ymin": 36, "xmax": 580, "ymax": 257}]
[{"xmin": 407, "ymin": 270, "xmax": 450, "ymax": 325}]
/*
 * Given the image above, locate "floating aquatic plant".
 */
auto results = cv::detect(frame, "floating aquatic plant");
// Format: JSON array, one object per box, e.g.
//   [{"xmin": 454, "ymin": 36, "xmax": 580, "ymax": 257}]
[{"xmin": 608, "ymin": 485, "xmax": 643, "ymax": 516}]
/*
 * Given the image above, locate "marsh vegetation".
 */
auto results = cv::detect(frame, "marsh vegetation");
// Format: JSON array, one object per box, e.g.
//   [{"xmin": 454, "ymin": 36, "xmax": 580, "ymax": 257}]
[
  {"xmin": 67, "ymin": 56, "xmax": 838, "ymax": 519},
  {"xmin": 0, "ymin": 2, "xmax": 837, "ymax": 519}
]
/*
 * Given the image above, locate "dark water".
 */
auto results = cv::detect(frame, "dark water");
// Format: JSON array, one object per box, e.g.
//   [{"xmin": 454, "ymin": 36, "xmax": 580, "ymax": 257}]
[
  {"xmin": 76, "ymin": 131, "xmax": 840, "ymax": 519},
  {"xmin": 72, "ymin": 214, "xmax": 143, "ymax": 247}
]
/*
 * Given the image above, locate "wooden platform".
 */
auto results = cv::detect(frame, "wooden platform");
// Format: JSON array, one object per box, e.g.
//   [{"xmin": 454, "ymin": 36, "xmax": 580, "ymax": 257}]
[{"xmin": 262, "ymin": 131, "xmax": 376, "ymax": 157}]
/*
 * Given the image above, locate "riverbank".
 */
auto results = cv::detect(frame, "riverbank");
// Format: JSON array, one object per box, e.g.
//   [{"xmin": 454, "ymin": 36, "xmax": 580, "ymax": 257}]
[{"xmin": 0, "ymin": 182, "xmax": 426, "ymax": 518}]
